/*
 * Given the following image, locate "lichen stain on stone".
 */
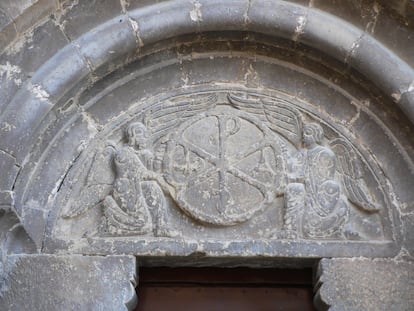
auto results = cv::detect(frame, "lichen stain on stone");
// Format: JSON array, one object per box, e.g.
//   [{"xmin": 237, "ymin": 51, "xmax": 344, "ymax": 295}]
[
  {"xmin": 391, "ymin": 92, "xmax": 401, "ymax": 102},
  {"xmin": 293, "ymin": 15, "xmax": 307, "ymax": 42},
  {"xmin": 190, "ymin": 1, "xmax": 203, "ymax": 23},
  {"xmin": 408, "ymin": 80, "xmax": 414, "ymax": 93},
  {"xmin": 0, "ymin": 122, "xmax": 16, "ymax": 132},
  {"xmin": 29, "ymin": 83, "xmax": 50, "ymax": 101},
  {"xmin": 0, "ymin": 62, "xmax": 23, "ymax": 86},
  {"xmin": 6, "ymin": 29, "xmax": 35, "ymax": 56}
]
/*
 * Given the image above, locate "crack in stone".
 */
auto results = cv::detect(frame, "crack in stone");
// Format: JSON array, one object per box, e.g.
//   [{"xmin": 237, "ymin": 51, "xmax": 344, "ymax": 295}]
[
  {"xmin": 51, "ymin": 0, "xmax": 94, "ymax": 87},
  {"xmin": 50, "ymin": 3, "xmax": 98, "ymax": 84},
  {"xmin": 119, "ymin": 0, "xmax": 144, "ymax": 47},
  {"xmin": 243, "ymin": 0, "xmax": 252, "ymax": 28},
  {"xmin": 0, "ymin": 149, "xmax": 17, "ymax": 163},
  {"xmin": 70, "ymin": 42, "xmax": 99, "ymax": 83},
  {"xmin": 126, "ymin": 14, "xmax": 144, "ymax": 48},
  {"xmin": 51, "ymin": 0, "xmax": 79, "ymax": 42},
  {"xmin": 366, "ymin": 1, "xmax": 382, "ymax": 34},
  {"xmin": 119, "ymin": 0, "xmax": 129, "ymax": 13},
  {"xmin": 81, "ymin": 111, "xmax": 101, "ymax": 133},
  {"xmin": 349, "ymin": 103, "xmax": 361, "ymax": 126},
  {"xmin": 55, "ymin": 150, "xmax": 83, "ymax": 194},
  {"xmin": 344, "ymin": 33, "xmax": 364, "ymax": 64}
]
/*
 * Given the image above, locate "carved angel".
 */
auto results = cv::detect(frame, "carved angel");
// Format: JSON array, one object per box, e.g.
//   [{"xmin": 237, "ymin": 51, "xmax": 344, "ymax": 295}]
[
  {"xmin": 63, "ymin": 122, "xmax": 168, "ymax": 236},
  {"xmin": 290, "ymin": 123, "xmax": 381, "ymax": 239},
  {"xmin": 62, "ymin": 94, "xmax": 218, "ymax": 237},
  {"xmin": 227, "ymin": 93, "xmax": 380, "ymax": 239}
]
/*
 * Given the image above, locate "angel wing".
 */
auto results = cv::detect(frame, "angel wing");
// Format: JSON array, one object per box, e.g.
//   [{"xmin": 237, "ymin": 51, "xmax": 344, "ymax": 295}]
[
  {"xmin": 329, "ymin": 138, "xmax": 380, "ymax": 212},
  {"xmin": 227, "ymin": 93, "xmax": 267, "ymax": 120},
  {"xmin": 262, "ymin": 98, "xmax": 302, "ymax": 146},
  {"xmin": 228, "ymin": 93, "xmax": 302, "ymax": 146},
  {"xmin": 62, "ymin": 144, "xmax": 116, "ymax": 218},
  {"xmin": 146, "ymin": 93, "xmax": 218, "ymax": 146},
  {"xmin": 145, "ymin": 93, "xmax": 218, "ymax": 169}
]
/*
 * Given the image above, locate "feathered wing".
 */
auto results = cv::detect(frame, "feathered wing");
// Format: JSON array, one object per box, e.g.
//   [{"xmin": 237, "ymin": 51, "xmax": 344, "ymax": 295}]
[
  {"xmin": 62, "ymin": 145, "xmax": 117, "ymax": 218},
  {"xmin": 147, "ymin": 93, "xmax": 218, "ymax": 146},
  {"xmin": 262, "ymin": 98, "xmax": 302, "ymax": 146},
  {"xmin": 147, "ymin": 93, "xmax": 218, "ymax": 166},
  {"xmin": 228, "ymin": 93, "xmax": 267, "ymax": 121},
  {"xmin": 228, "ymin": 93, "xmax": 302, "ymax": 147},
  {"xmin": 329, "ymin": 138, "xmax": 380, "ymax": 212}
]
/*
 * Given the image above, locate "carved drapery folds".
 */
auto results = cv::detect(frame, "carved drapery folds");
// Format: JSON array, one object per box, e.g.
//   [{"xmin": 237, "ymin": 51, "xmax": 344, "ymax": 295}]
[{"xmin": 56, "ymin": 91, "xmax": 389, "ymax": 246}]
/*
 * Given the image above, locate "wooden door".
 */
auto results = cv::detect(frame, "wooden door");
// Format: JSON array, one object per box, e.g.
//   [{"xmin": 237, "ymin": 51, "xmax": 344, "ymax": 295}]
[{"xmin": 135, "ymin": 267, "xmax": 316, "ymax": 311}]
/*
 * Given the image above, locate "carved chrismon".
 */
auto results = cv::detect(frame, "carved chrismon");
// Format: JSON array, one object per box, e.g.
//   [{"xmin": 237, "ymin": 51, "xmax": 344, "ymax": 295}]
[{"xmin": 59, "ymin": 91, "xmax": 387, "ymax": 241}]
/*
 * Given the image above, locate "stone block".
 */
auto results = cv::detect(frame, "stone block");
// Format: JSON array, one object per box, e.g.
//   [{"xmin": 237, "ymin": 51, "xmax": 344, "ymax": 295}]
[
  {"xmin": 0, "ymin": 86, "xmax": 53, "ymax": 161},
  {"xmin": 0, "ymin": 191, "xmax": 14, "ymax": 208},
  {"xmin": 125, "ymin": 0, "xmax": 169, "ymax": 11},
  {"xmin": 0, "ymin": 61, "xmax": 22, "ymax": 113},
  {"xmin": 59, "ymin": 0, "xmax": 123, "ymax": 41},
  {"xmin": 247, "ymin": 0, "xmax": 301, "ymax": 39},
  {"xmin": 3, "ymin": 19, "xmax": 69, "ymax": 75},
  {"xmin": 31, "ymin": 43, "xmax": 90, "ymax": 102},
  {"xmin": 0, "ymin": 9, "xmax": 17, "ymax": 54},
  {"xmin": 197, "ymin": 0, "xmax": 249, "ymax": 31},
  {"xmin": 75, "ymin": 17, "xmax": 139, "ymax": 79},
  {"xmin": 11, "ymin": 0, "xmax": 55, "ymax": 34},
  {"xmin": 0, "ymin": 254, "xmax": 137, "ymax": 311},
  {"xmin": 0, "ymin": 0, "xmax": 34, "ymax": 20},
  {"xmin": 371, "ymin": 7, "xmax": 414, "ymax": 66},
  {"xmin": 301, "ymin": 9, "xmax": 363, "ymax": 62},
  {"xmin": 130, "ymin": 1, "xmax": 195, "ymax": 46},
  {"xmin": 0, "ymin": 151, "xmax": 19, "ymax": 191},
  {"xmin": 402, "ymin": 213, "xmax": 414, "ymax": 257},
  {"xmin": 311, "ymin": 0, "xmax": 380, "ymax": 32},
  {"xmin": 315, "ymin": 258, "xmax": 414, "ymax": 311},
  {"xmin": 348, "ymin": 34, "xmax": 414, "ymax": 107}
]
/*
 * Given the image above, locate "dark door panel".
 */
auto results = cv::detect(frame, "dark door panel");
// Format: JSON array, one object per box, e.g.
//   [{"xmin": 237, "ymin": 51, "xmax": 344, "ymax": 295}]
[{"xmin": 135, "ymin": 268, "xmax": 316, "ymax": 311}]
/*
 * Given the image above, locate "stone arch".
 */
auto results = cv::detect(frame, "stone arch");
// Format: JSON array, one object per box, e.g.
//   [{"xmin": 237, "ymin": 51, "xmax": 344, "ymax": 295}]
[{"xmin": 1, "ymin": 1, "xmax": 413, "ymax": 310}]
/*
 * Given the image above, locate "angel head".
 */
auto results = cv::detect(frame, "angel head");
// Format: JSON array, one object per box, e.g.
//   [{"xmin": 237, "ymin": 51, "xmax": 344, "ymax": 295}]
[
  {"xmin": 303, "ymin": 123, "xmax": 324, "ymax": 148},
  {"xmin": 126, "ymin": 122, "xmax": 148, "ymax": 149}
]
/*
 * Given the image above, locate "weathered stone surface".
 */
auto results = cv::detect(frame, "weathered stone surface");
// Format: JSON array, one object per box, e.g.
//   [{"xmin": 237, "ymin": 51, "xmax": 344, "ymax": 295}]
[
  {"xmin": 0, "ymin": 151, "xmax": 19, "ymax": 191},
  {"xmin": 44, "ymin": 90, "xmax": 395, "ymax": 258},
  {"xmin": 0, "ymin": 255, "xmax": 137, "ymax": 311},
  {"xmin": 402, "ymin": 213, "xmax": 414, "ymax": 257},
  {"xmin": 57, "ymin": 0, "xmax": 123, "ymax": 41},
  {"xmin": 0, "ymin": 9, "xmax": 17, "ymax": 54},
  {"xmin": 1, "ymin": 19, "xmax": 69, "ymax": 75},
  {"xmin": 315, "ymin": 258, "xmax": 414, "ymax": 311},
  {"xmin": 0, "ymin": 0, "xmax": 56, "ymax": 41},
  {"xmin": 0, "ymin": 0, "xmax": 413, "ymax": 309}
]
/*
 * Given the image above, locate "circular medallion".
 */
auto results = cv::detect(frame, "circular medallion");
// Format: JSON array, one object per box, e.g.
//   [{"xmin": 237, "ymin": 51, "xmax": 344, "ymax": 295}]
[{"xmin": 164, "ymin": 107, "xmax": 285, "ymax": 226}]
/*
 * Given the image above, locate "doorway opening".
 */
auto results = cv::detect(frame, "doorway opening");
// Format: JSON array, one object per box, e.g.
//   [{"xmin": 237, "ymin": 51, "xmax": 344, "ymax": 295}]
[{"xmin": 135, "ymin": 267, "xmax": 315, "ymax": 311}]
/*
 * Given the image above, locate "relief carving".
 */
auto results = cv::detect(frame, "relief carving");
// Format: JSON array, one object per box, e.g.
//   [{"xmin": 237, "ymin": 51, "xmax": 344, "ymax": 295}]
[
  {"xmin": 60, "ymin": 91, "xmax": 385, "ymax": 241},
  {"xmin": 63, "ymin": 122, "xmax": 175, "ymax": 237},
  {"xmin": 164, "ymin": 109, "xmax": 285, "ymax": 226},
  {"xmin": 227, "ymin": 93, "xmax": 382, "ymax": 240},
  {"xmin": 284, "ymin": 123, "xmax": 380, "ymax": 239},
  {"xmin": 101, "ymin": 122, "xmax": 173, "ymax": 236}
]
